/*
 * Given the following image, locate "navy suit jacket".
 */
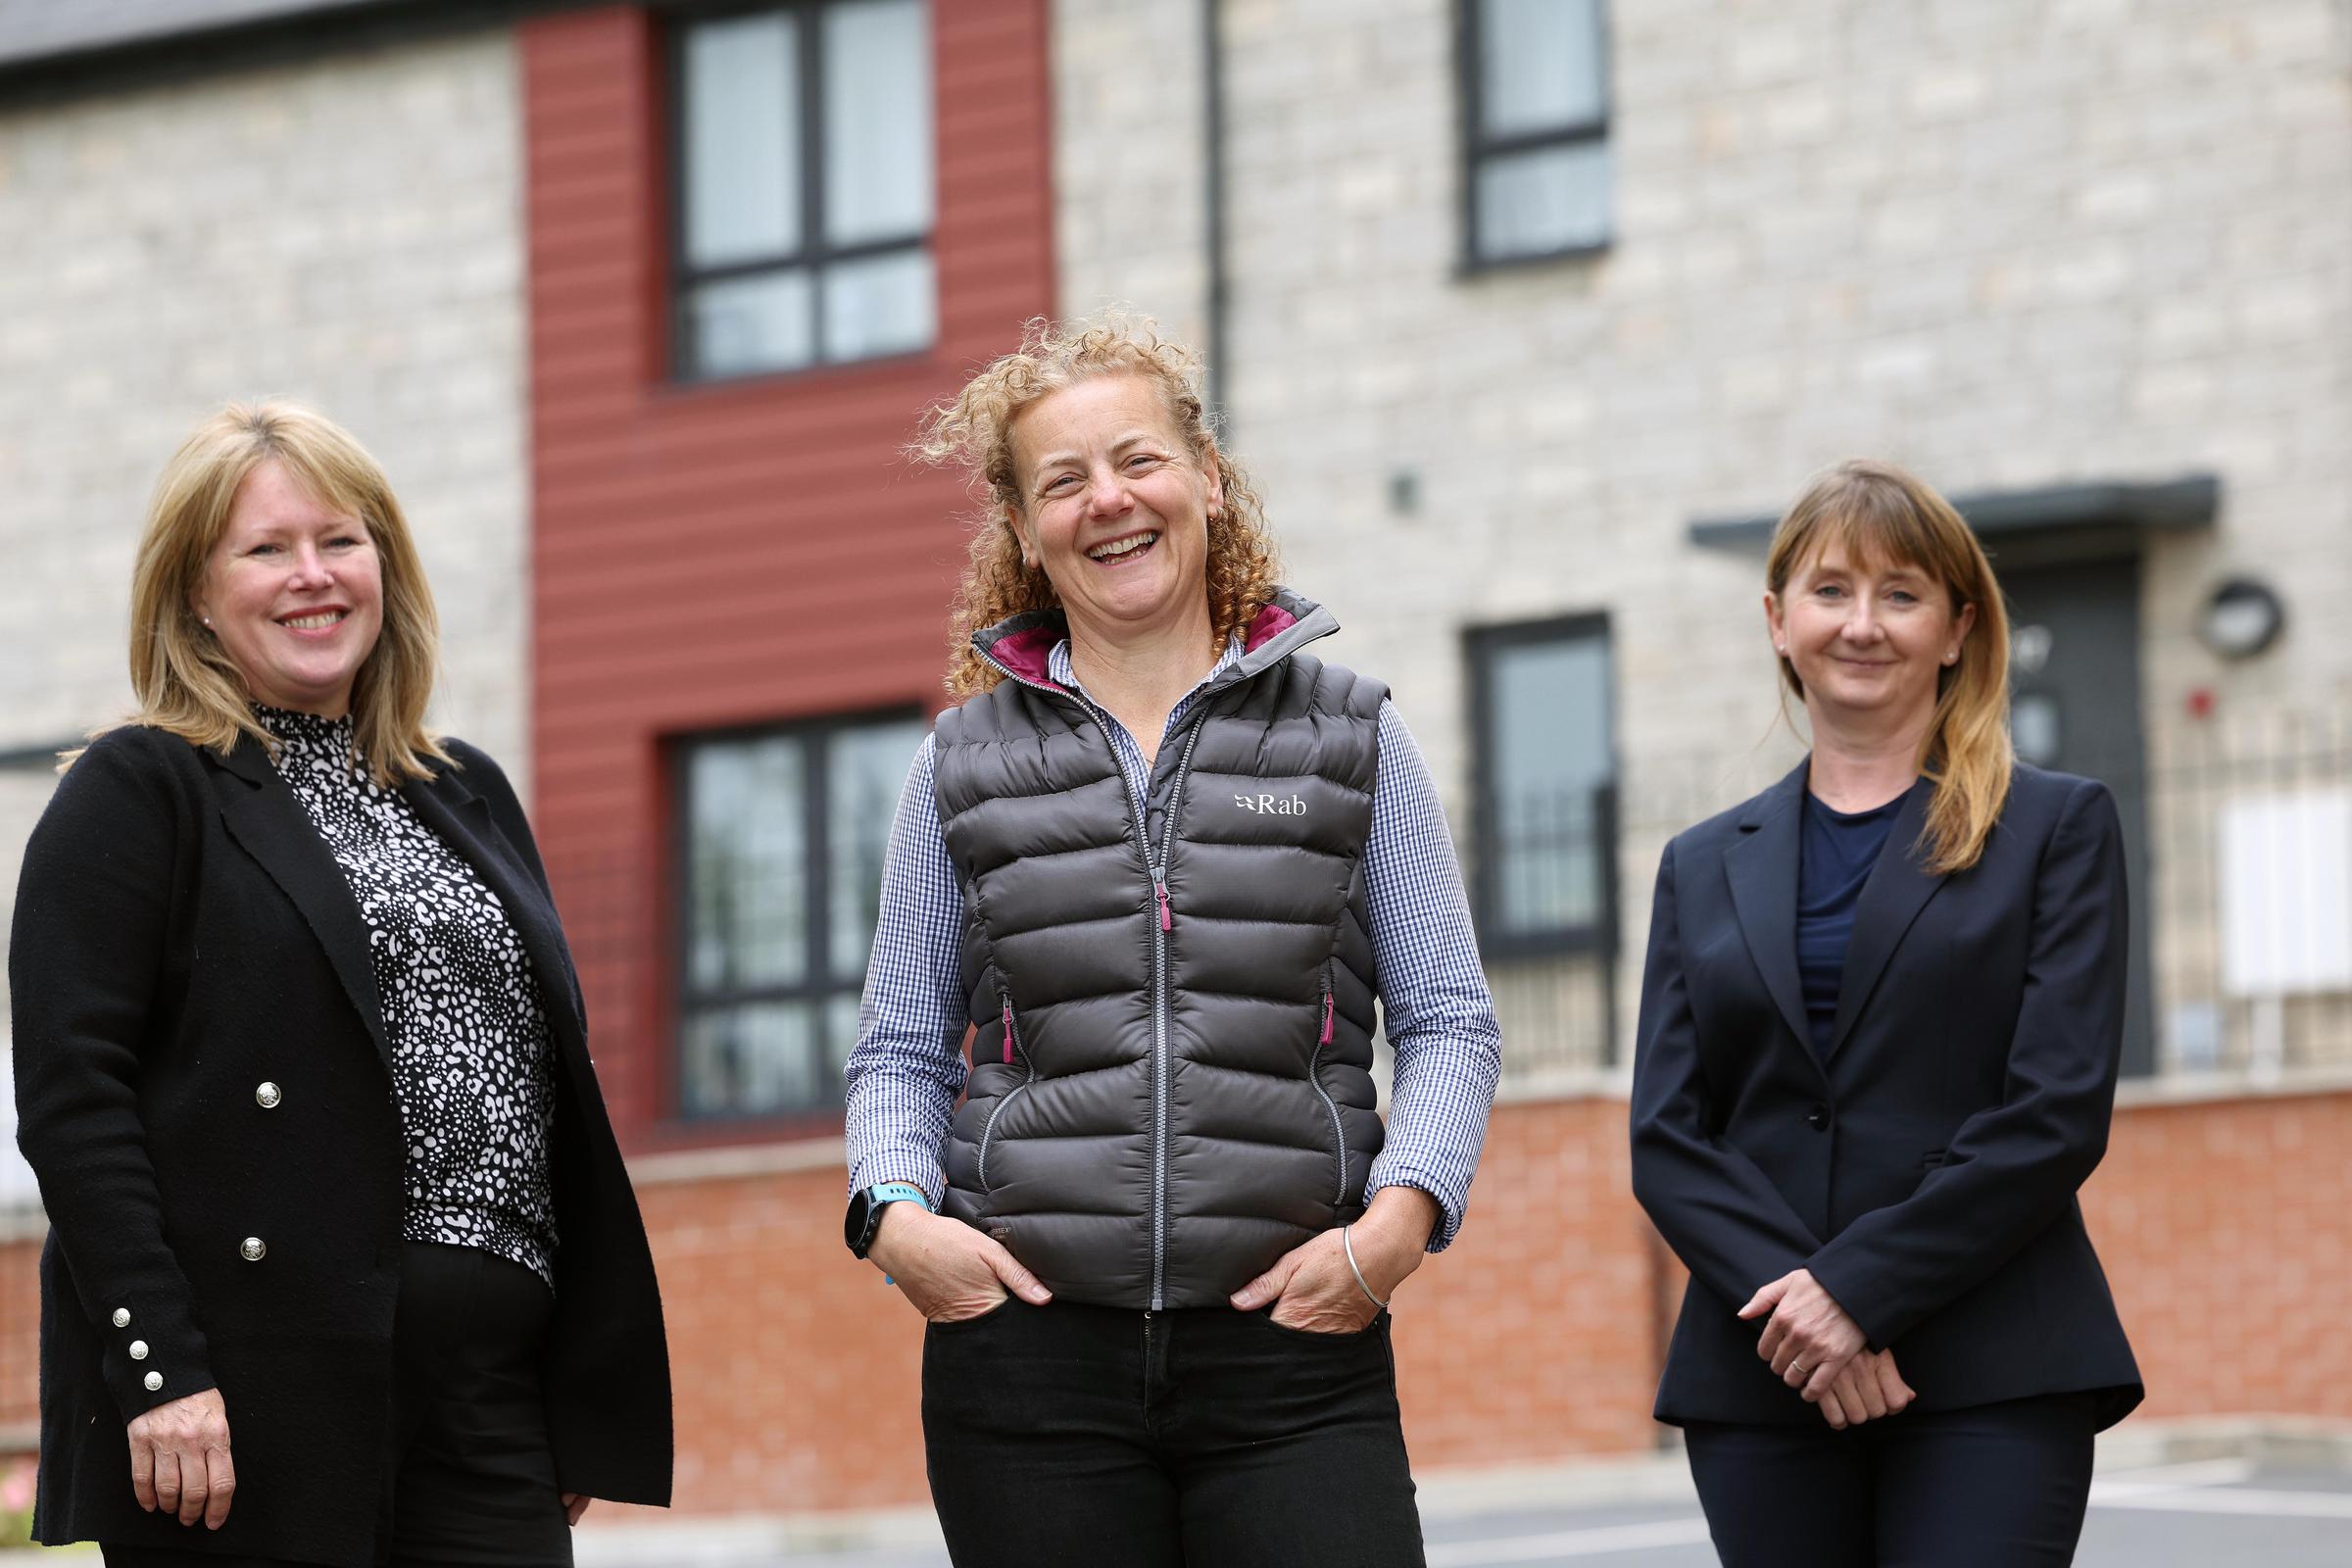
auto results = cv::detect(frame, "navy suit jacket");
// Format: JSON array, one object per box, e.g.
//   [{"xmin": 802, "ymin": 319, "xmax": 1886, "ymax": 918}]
[{"xmin": 1630, "ymin": 760, "xmax": 2143, "ymax": 1429}]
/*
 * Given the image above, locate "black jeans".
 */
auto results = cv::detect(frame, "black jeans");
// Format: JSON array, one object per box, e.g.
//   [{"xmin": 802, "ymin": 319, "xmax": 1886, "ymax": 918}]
[
  {"xmin": 1682, "ymin": 1393, "xmax": 2100, "ymax": 1568},
  {"xmin": 106, "ymin": 1242, "xmax": 572, "ymax": 1568},
  {"xmin": 921, "ymin": 1298, "xmax": 1426, "ymax": 1568}
]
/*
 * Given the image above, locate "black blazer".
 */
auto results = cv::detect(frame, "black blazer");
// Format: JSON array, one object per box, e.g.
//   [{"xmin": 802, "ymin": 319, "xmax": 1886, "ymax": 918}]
[
  {"xmin": 1629, "ymin": 760, "xmax": 2142, "ymax": 1430},
  {"xmin": 10, "ymin": 723, "xmax": 671, "ymax": 1565}
]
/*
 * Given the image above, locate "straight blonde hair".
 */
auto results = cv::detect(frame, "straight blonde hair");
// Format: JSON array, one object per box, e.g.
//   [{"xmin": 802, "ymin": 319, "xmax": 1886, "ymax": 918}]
[
  {"xmin": 911, "ymin": 315, "xmax": 1280, "ymax": 699},
  {"xmin": 1766, "ymin": 460, "xmax": 2013, "ymax": 875},
  {"xmin": 76, "ymin": 401, "xmax": 451, "ymax": 783}
]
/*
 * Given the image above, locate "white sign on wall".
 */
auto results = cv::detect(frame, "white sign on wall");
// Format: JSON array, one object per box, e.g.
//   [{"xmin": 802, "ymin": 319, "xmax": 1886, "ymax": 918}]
[{"xmin": 2220, "ymin": 789, "xmax": 2352, "ymax": 997}]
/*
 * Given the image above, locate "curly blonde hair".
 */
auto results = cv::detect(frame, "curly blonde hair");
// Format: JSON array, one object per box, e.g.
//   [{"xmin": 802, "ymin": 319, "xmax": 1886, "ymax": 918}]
[{"xmin": 912, "ymin": 315, "xmax": 1281, "ymax": 698}]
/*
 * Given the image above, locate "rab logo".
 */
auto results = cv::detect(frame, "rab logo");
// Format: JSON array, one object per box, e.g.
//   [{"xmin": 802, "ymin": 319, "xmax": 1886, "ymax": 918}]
[{"xmin": 1235, "ymin": 792, "xmax": 1307, "ymax": 815}]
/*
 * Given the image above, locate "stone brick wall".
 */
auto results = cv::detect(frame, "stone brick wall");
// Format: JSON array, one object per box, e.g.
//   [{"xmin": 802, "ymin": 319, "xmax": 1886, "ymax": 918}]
[
  {"xmin": 1050, "ymin": 0, "xmax": 1211, "ymax": 346},
  {"xmin": 1053, "ymin": 0, "xmax": 2352, "ymax": 1071},
  {"xmin": 0, "ymin": 29, "xmax": 532, "ymax": 1050}
]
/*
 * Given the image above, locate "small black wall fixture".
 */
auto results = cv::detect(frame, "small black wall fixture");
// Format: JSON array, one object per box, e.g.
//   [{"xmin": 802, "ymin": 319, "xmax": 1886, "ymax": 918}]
[{"xmin": 2197, "ymin": 576, "xmax": 2286, "ymax": 660}]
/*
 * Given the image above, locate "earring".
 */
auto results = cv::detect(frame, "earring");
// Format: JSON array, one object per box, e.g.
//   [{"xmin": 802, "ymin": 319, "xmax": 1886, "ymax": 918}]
[
  {"xmin": 202, "ymin": 616, "xmax": 213, "ymax": 627},
  {"xmin": 1943, "ymin": 649, "xmax": 1958, "ymax": 664}
]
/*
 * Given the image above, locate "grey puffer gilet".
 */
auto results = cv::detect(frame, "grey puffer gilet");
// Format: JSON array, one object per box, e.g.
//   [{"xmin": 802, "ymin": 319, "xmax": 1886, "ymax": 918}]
[{"xmin": 933, "ymin": 590, "xmax": 1388, "ymax": 1310}]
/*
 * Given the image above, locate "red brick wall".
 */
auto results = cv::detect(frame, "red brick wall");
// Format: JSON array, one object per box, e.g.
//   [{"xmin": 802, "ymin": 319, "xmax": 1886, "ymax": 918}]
[
  {"xmin": 2090, "ymin": 1090, "xmax": 2352, "ymax": 1420},
  {"xmin": 598, "ymin": 1085, "xmax": 2352, "ymax": 1518},
  {"xmin": 1387, "ymin": 1099, "xmax": 1667, "ymax": 1465},
  {"xmin": 5, "ymin": 1090, "xmax": 2351, "ymax": 1497},
  {"xmin": 0, "ymin": 1238, "xmax": 36, "ymax": 1440},
  {"xmin": 517, "ymin": 1, "xmax": 1056, "ymax": 1149}
]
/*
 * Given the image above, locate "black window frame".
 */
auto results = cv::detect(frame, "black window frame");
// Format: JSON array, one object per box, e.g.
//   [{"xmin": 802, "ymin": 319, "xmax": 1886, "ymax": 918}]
[
  {"xmin": 669, "ymin": 705, "xmax": 927, "ymax": 1128},
  {"xmin": 1464, "ymin": 612, "xmax": 1620, "ymax": 964},
  {"xmin": 664, "ymin": 0, "xmax": 937, "ymax": 384},
  {"xmin": 1456, "ymin": 0, "xmax": 1615, "ymax": 272}
]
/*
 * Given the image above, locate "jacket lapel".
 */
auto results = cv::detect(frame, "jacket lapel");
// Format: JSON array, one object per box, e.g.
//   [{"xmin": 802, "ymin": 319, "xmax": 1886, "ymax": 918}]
[
  {"xmin": 210, "ymin": 736, "xmax": 393, "ymax": 1068},
  {"xmin": 400, "ymin": 765, "xmax": 589, "ymax": 1056},
  {"xmin": 1723, "ymin": 760, "xmax": 1814, "ymax": 1058},
  {"xmin": 1826, "ymin": 775, "xmax": 1946, "ymax": 1058}
]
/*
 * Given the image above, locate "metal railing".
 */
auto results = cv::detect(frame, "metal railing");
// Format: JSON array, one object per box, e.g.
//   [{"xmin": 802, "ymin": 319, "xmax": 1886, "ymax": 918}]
[{"xmin": 1475, "ymin": 707, "xmax": 2352, "ymax": 1087}]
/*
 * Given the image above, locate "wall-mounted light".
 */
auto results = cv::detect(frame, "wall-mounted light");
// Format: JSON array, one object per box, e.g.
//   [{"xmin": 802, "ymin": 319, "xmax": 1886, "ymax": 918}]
[{"xmin": 2196, "ymin": 576, "xmax": 2285, "ymax": 660}]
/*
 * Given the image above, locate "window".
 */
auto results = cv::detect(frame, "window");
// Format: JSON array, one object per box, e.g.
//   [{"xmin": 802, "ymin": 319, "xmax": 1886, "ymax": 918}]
[
  {"xmin": 1460, "ymin": 0, "xmax": 1612, "ymax": 266},
  {"xmin": 1467, "ymin": 616, "xmax": 1616, "ymax": 956},
  {"xmin": 673, "ymin": 0, "xmax": 936, "ymax": 379},
  {"xmin": 675, "ymin": 712, "xmax": 929, "ymax": 1119}
]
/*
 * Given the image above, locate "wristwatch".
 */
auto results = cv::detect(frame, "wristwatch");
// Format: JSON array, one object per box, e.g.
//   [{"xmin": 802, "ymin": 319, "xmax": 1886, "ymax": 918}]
[{"xmin": 845, "ymin": 1181, "xmax": 932, "ymax": 1258}]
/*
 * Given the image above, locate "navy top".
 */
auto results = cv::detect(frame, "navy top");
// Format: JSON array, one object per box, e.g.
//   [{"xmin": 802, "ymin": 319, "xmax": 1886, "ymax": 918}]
[{"xmin": 1795, "ymin": 788, "xmax": 1906, "ymax": 1057}]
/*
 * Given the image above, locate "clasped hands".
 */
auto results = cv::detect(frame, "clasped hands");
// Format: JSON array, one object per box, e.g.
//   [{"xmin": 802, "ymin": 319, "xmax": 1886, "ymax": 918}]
[
  {"xmin": 1740, "ymin": 1268, "xmax": 1915, "ymax": 1431},
  {"xmin": 871, "ymin": 1187, "xmax": 1439, "ymax": 1334}
]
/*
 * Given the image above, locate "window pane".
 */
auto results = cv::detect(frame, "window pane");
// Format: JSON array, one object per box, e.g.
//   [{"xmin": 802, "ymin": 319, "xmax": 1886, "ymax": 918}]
[
  {"xmin": 682, "ymin": 14, "xmax": 801, "ymax": 269},
  {"xmin": 687, "ymin": 736, "xmax": 808, "ymax": 993},
  {"xmin": 821, "ymin": 248, "xmax": 934, "ymax": 362},
  {"xmin": 827, "ymin": 719, "xmax": 931, "ymax": 980},
  {"xmin": 1480, "ymin": 0, "xmax": 1606, "ymax": 136},
  {"xmin": 687, "ymin": 269, "xmax": 816, "ymax": 377},
  {"xmin": 681, "ymin": 1001, "xmax": 824, "ymax": 1116},
  {"xmin": 823, "ymin": 0, "xmax": 934, "ymax": 246},
  {"xmin": 1486, "ymin": 631, "xmax": 1612, "ymax": 934},
  {"xmin": 1476, "ymin": 141, "xmax": 1611, "ymax": 260}
]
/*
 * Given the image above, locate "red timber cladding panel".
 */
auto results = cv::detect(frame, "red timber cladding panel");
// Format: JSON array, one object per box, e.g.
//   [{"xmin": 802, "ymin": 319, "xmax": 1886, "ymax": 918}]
[{"xmin": 517, "ymin": 2, "xmax": 1054, "ymax": 1148}]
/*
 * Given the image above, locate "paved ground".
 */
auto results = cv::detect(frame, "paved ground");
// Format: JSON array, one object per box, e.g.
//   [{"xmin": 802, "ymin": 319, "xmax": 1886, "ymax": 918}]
[
  {"xmin": 598, "ymin": 1456, "xmax": 2351, "ymax": 1567},
  {"xmin": 1414, "ymin": 1460, "xmax": 2352, "ymax": 1566}
]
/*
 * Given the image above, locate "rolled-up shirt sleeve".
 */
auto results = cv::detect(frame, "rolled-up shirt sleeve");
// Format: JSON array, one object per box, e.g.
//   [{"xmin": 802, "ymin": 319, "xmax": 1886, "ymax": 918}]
[
  {"xmin": 1362, "ymin": 702, "xmax": 1503, "ymax": 1250},
  {"xmin": 843, "ymin": 733, "xmax": 969, "ymax": 1207}
]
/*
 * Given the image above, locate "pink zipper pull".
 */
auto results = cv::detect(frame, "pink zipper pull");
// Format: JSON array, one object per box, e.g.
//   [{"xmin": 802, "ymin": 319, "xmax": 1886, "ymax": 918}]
[
  {"xmin": 1320, "ymin": 991, "xmax": 1335, "ymax": 1046},
  {"xmin": 1001, "ymin": 999, "xmax": 1014, "ymax": 1065},
  {"xmin": 1155, "ymin": 880, "xmax": 1173, "ymax": 931}
]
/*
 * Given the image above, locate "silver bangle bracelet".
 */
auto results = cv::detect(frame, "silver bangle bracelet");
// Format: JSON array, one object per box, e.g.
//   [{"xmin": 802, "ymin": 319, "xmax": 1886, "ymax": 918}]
[{"xmin": 1342, "ymin": 1224, "xmax": 1390, "ymax": 1311}]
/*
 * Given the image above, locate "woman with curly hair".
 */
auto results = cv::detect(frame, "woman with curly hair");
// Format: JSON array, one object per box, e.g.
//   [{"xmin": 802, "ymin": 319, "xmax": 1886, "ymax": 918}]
[{"xmin": 841, "ymin": 318, "xmax": 1502, "ymax": 1567}]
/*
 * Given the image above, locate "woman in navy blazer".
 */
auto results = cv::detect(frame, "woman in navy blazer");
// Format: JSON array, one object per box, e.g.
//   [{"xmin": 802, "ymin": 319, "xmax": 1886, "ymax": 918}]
[{"xmin": 1630, "ymin": 460, "xmax": 2141, "ymax": 1567}]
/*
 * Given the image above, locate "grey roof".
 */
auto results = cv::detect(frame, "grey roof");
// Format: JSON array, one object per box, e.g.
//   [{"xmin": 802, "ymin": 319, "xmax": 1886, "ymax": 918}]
[{"xmin": 0, "ymin": 0, "xmax": 407, "ymax": 71}]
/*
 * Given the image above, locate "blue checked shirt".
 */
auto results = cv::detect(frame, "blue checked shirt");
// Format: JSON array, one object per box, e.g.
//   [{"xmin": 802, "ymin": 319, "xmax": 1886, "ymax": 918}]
[{"xmin": 845, "ymin": 638, "xmax": 1502, "ymax": 1250}]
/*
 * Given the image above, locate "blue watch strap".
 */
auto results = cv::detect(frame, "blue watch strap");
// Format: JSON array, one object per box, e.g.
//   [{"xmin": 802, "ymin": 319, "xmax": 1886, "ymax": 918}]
[{"xmin": 861, "ymin": 1183, "xmax": 935, "ymax": 1281}]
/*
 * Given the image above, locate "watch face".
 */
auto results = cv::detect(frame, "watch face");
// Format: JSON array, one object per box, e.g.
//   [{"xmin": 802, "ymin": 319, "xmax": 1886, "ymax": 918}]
[{"xmin": 846, "ymin": 1190, "xmax": 873, "ymax": 1253}]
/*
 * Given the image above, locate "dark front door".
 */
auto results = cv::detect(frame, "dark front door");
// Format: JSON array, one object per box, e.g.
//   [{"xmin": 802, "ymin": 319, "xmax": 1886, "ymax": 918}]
[{"xmin": 1998, "ymin": 555, "xmax": 2156, "ymax": 1075}]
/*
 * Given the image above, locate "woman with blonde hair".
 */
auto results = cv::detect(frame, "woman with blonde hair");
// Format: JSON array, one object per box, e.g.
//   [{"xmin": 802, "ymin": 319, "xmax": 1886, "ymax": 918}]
[
  {"xmin": 1629, "ymin": 460, "xmax": 2142, "ymax": 1566},
  {"xmin": 841, "ymin": 318, "xmax": 1502, "ymax": 1566},
  {"xmin": 12, "ymin": 403, "xmax": 670, "ymax": 1565}
]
